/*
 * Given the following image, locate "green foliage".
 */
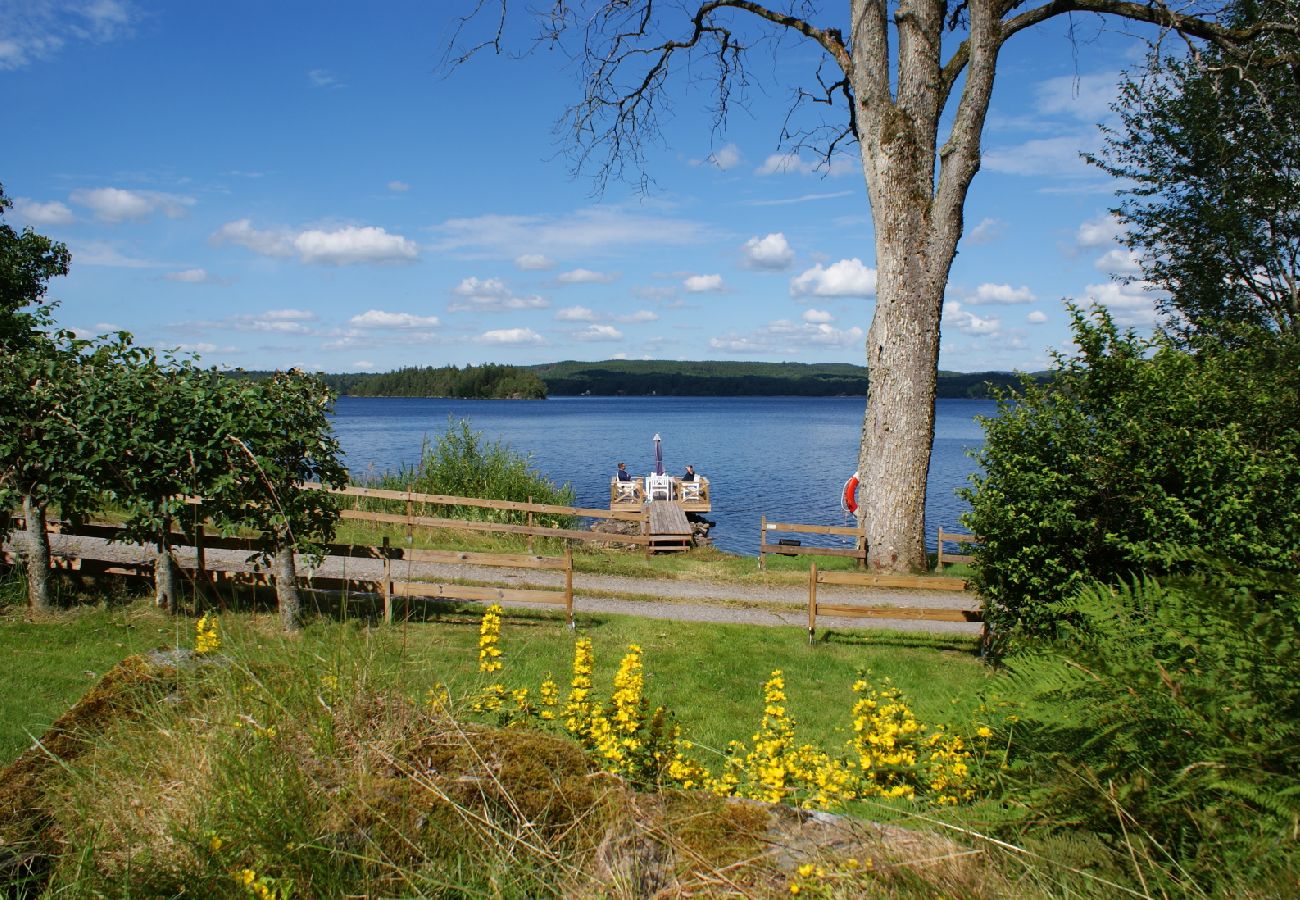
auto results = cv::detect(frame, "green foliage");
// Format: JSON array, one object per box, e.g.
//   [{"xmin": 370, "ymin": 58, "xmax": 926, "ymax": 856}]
[
  {"xmin": 963, "ymin": 306, "xmax": 1300, "ymax": 645},
  {"xmin": 0, "ymin": 182, "xmax": 70, "ymax": 350},
  {"xmin": 341, "ymin": 362, "xmax": 547, "ymax": 399},
  {"xmin": 997, "ymin": 567, "xmax": 1300, "ymax": 891},
  {"xmin": 530, "ymin": 358, "xmax": 1035, "ymax": 397},
  {"xmin": 211, "ymin": 370, "xmax": 349, "ymax": 559},
  {"xmin": 1089, "ymin": 0, "xmax": 1300, "ymax": 338},
  {"xmin": 374, "ymin": 417, "xmax": 575, "ymax": 525}
]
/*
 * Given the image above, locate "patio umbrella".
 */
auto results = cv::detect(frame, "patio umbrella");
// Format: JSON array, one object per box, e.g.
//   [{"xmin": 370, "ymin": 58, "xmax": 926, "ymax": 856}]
[{"xmin": 653, "ymin": 432, "xmax": 664, "ymax": 475}]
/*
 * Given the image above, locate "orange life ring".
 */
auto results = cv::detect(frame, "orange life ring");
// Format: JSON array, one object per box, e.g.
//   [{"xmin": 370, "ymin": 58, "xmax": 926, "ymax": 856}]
[{"xmin": 841, "ymin": 472, "xmax": 860, "ymax": 514}]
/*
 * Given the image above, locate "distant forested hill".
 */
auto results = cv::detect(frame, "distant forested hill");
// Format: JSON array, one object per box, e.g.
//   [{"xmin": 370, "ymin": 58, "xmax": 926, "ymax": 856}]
[
  {"xmin": 232, "ymin": 364, "xmax": 547, "ymax": 399},
  {"xmin": 231, "ymin": 360, "xmax": 1038, "ymax": 399},
  {"xmin": 529, "ymin": 360, "xmax": 1034, "ymax": 398}
]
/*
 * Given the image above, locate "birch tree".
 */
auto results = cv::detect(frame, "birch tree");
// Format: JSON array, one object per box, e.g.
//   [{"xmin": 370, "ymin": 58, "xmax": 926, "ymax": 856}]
[{"xmin": 448, "ymin": 1, "xmax": 1300, "ymax": 572}]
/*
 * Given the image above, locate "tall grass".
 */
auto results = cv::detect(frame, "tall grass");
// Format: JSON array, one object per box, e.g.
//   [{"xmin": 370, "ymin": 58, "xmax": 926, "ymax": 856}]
[{"xmin": 368, "ymin": 417, "xmax": 576, "ymax": 526}]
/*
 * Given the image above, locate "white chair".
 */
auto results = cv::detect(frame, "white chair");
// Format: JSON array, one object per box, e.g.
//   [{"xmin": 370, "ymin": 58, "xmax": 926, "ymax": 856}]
[
  {"xmin": 680, "ymin": 479, "xmax": 702, "ymax": 502},
  {"xmin": 614, "ymin": 479, "xmax": 639, "ymax": 503},
  {"xmin": 646, "ymin": 473, "xmax": 672, "ymax": 501}
]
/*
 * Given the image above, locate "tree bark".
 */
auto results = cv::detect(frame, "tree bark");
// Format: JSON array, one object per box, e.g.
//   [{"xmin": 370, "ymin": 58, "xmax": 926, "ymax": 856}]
[
  {"xmin": 272, "ymin": 543, "xmax": 301, "ymax": 632},
  {"xmin": 154, "ymin": 529, "xmax": 179, "ymax": 612},
  {"xmin": 21, "ymin": 494, "xmax": 52, "ymax": 612}
]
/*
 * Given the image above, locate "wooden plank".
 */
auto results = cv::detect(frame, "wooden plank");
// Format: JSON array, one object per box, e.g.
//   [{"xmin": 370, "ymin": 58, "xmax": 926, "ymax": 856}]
[
  {"xmin": 399, "ymin": 547, "xmax": 568, "ymax": 570},
  {"xmin": 391, "ymin": 580, "xmax": 565, "ymax": 606},
  {"xmin": 817, "ymin": 570, "xmax": 970, "ymax": 591},
  {"xmin": 764, "ymin": 521, "xmax": 864, "ymax": 537},
  {"xmin": 311, "ymin": 483, "xmax": 617, "ymax": 520},
  {"xmin": 647, "ymin": 503, "xmax": 692, "ymax": 536},
  {"xmin": 815, "ymin": 603, "xmax": 983, "ymax": 623},
  {"xmin": 339, "ymin": 507, "xmax": 653, "ymax": 546},
  {"xmin": 761, "ymin": 544, "xmax": 866, "ymax": 559}
]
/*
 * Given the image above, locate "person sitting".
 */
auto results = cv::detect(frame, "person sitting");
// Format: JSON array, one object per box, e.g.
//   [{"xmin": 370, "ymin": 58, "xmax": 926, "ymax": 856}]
[
  {"xmin": 682, "ymin": 464, "xmax": 696, "ymax": 482},
  {"xmin": 616, "ymin": 462, "xmax": 632, "ymax": 482}
]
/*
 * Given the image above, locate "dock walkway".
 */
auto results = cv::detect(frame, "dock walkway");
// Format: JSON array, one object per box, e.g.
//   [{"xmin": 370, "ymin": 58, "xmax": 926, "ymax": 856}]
[{"xmin": 647, "ymin": 503, "xmax": 693, "ymax": 552}]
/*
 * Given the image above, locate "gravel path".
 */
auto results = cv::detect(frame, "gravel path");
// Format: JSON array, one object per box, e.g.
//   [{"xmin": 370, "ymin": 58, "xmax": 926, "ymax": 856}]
[{"xmin": 36, "ymin": 533, "xmax": 984, "ymax": 636}]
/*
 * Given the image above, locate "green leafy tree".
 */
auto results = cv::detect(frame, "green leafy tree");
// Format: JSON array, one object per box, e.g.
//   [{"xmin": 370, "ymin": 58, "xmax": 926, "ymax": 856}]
[
  {"xmin": 1090, "ymin": 0, "xmax": 1300, "ymax": 338},
  {"xmin": 962, "ymin": 306, "xmax": 1300, "ymax": 647},
  {"xmin": 88, "ymin": 346, "xmax": 238, "ymax": 611},
  {"xmin": 448, "ymin": 3, "xmax": 1299, "ymax": 573},
  {"xmin": 212, "ymin": 370, "xmax": 348, "ymax": 631},
  {"xmin": 0, "ymin": 183, "xmax": 70, "ymax": 349},
  {"xmin": 0, "ymin": 333, "xmax": 128, "ymax": 610}
]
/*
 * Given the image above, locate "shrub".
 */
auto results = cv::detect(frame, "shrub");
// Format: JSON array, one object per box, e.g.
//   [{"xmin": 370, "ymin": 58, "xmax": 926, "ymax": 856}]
[
  {"xmin": 374, "ymin": 417, "xmax": 575, "ymax": 525},
  {"xmin": 962, "ymin": 306, "xmax": 1300, "ymax": 647},
  {"xmin": 997, "ymin": 567, "xmax": 1300, "ymax": 892}
]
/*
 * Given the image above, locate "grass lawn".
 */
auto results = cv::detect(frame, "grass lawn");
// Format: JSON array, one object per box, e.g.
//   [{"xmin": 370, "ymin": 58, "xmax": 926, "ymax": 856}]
[{"xmin": 1, "ymin": 595, "xmax": 988, "ymax": 768}]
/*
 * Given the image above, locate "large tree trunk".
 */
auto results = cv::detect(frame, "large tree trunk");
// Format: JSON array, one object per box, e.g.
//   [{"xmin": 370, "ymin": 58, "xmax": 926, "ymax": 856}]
[
  {"xmin": 272, "ymin": 543, "xmax": 301, "ymax": 632},
  {"xmin": 21, "ymin": 494, "xmax": 52, "ymax": 612}
]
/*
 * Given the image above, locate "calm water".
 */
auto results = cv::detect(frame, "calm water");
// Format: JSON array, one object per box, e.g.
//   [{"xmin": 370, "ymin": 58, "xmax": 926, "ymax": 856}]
[{"xmin": 330, "ymin": 396, "xmax": 996, "ymax": 555}]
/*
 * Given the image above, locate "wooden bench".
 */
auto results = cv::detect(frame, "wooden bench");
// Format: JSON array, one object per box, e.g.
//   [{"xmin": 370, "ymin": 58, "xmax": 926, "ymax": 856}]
[
  {"xmin": 758, "ymin": 517, "xmax": 866, "ymax": 569},
  {"xmin": 806, "ymin": 562, "xmax": 981, "ymax": 642}
]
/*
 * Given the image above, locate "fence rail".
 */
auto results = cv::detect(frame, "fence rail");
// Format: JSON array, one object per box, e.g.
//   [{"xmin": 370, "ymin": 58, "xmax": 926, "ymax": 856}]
[
  {"xmin": 936, "ymin": 528, "xmax": 980, "ymax": 569},
  {"xmin": 806, "ymin": 562, "xmax": 981, "ymax": 643},
  {"xmin": 758, "ymin": 516, "xmax": 866, "ymax": 569}
]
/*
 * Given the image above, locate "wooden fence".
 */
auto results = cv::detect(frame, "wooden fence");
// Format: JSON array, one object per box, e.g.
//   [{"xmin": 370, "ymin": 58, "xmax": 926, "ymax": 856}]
[
  {"xmin": 806, "ymin": 562, "xmax": 981, "ymax": 643},
  {"xmin": 758, "ymin": 516, "xmax": 866, "ymax": 569},
  {"xmin": 936, "ymin": 528, "xmax": 979, "ymax": 569},
  {"xmin": 4, "ymin": 518, "xmax": 574, "ymax": 624},
  {"xmin": 314, "ymin": 484, "xmax": 659, "ymax": 554}
]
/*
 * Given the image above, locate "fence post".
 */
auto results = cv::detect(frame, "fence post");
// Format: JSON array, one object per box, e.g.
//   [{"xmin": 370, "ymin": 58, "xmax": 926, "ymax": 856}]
[
  {"xmin": 759, "ymin": 515, "xmax": 767, "ymax": 570},
  {"xmin": 194, "ymin": 523, "xmax": 207, "ymax": 612},
  {"xmin": 564, "ymin": 543, "xmax": 574, "ymax": 628},
  {"xmin": 808, "ymin": 562, "xmax": 818, "ymax": 644},
  {"xmin": 405, "ymin": 485, "xmax": 414, "ymax": 547},
  {"xmin": 527, "ymin": 496, "xmax": 534, "ymax": 554},
  {"xmin": 382, "ymin": 536, "xmax": 393, "ymax": 625},
  {"xmin": 936, "ymin": 528, "xmax": 945, "ymax": 571}
]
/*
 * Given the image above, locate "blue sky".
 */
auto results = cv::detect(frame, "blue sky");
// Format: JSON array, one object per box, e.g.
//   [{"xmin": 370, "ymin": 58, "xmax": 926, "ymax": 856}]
[{"xmin": 2, "ymin": 1, "xmax": 1164, "ymax": 374}]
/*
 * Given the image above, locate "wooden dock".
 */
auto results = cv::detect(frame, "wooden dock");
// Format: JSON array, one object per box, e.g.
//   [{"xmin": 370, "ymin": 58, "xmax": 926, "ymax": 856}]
[{"xmin": 646, "ymin": 502, "xmax": 693, "ymax": 553}]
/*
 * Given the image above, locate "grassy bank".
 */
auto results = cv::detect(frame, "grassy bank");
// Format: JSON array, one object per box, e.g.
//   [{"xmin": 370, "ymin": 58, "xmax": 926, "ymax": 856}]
[{"xmin": 0, "ymin": 597, "xmax": 984, "ymax": 767}]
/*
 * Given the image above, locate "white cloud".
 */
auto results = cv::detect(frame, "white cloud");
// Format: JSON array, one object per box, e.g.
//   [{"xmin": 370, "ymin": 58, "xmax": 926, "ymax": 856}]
[
  {"xmin": 615, "ymin": 310, "xmax": 658, "ymax": 324},
  {"xmin": 13, "ymin": 197, "xmax": 75, "ymax": 225},
  {"xmin": 755, "ymin": 152, "xmax": 858, "ymax": 177},
  {"xmin": 1080, "ymin": 281, "xmax": 1164, "ymax": 327},
  {"xmin": 212, "ymin": 219, "xmax": 419, "ymax": 265},
  {"xmin": 0, "ymin": 0, "xmax": 135, "ymax": 70},
  {"xmin": 557, "ymin": 267, "xmax": 617, "ymax": 284},
  {"xmin": 71, "ymin": 186, "xmax": 193, "ymax": 222},
  {"xmin": 683, "ymin": 273, "xmax": 724, "ymax": 293},
  {"xmin": 1076, "ymin": 214, "xmax": 1125, "ymax": 248},
  {"xmin": 477, "ymin": 327, "xmax": 545, "ymax": 345},
  {"xmin": 233, "ymin": 309, "xmax": 318, "ymax": 334},
  {"xmin": 964, "ymin": 217, "xmax": 1004, "ymax": 246},
  {"xmin": 750, "ymin": 190, "xmax": 856, "ymax": 207},
  {"xmin": 943, "ymin": 300, "xmax": 1001, "ymax": 335},
  {"xmin": 1027, "ymin": 310, "xmax": 1048, "ymax": 324},
  {"xmin": 515, "ymin": 253, "xmax": 553, "ymax": 270},
  {"xmin": 166, "ymin": 268, "xmax": 212, "ymax": 283},
  {"xmin": 1094, "ymin": 247, "xmax": 1144, "ymax": 276},
  {"xmin": 709, "ymin": 319, "xmax": 864, "ymax": 354},
  {"xmin": 308, "ymin": 68, "xmax": 342, "ymax": 88},
  {"xmin": 983, "ymin": 135, "xmax": 1098, "ymax": 177},
  {"xmin": 711, "ymin": 143, "xmax": 742, "ymax": 170},
  {"xmin": 71, "ymin": 240, "xmax": 164, "ymax": 268},
  {"xmin": 387, "ymin": 180, "xmax": 410, "ymax": 192},
  {"xmin": 971, "ymin": 283, "xmax": 1036, "ymax": 304},
  {"xmin": 434, "ymin": 207, "xmax": 711, "ymax": 259},
  {"xmin": 451, "ymin": 276, "xmax": 548, "ymax": 311},
  {"xmin": 790, "ymin": 258, "xmax": 876, "ymax": 298},
  {"xmin": 352, "ymin": 360, "xmax": 376, "ymax": 370},
  {"xmin": 1035, "ymin": 72, "xmax": 1120, "ymax": 121},
  {"xmin": 555, "ymin": 305, "xmax": 598, "ymax": 322},
  {"xmin": 575, "ymin": 324, "xmax": 623, "ymax": 342},
  {"xmin": 294, "ymin": 226, "xmax": 419, "ymax": 265},
  {"xmin": 802, "ymin": 309, "xmax": 833, "ymax": 323},
  {"xmin": 742, "ymin": 233, "xmax": 795, "ymax": 270},
  {"xmin": 349, "ymin": 309, "xmax": 441, "ymax": 329}
]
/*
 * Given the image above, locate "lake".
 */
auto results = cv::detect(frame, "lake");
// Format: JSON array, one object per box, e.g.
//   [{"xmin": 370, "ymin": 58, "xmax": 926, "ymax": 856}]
[{"xmin": 330, "ymin": 395, "xmax": 997, "ymax": 556}]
